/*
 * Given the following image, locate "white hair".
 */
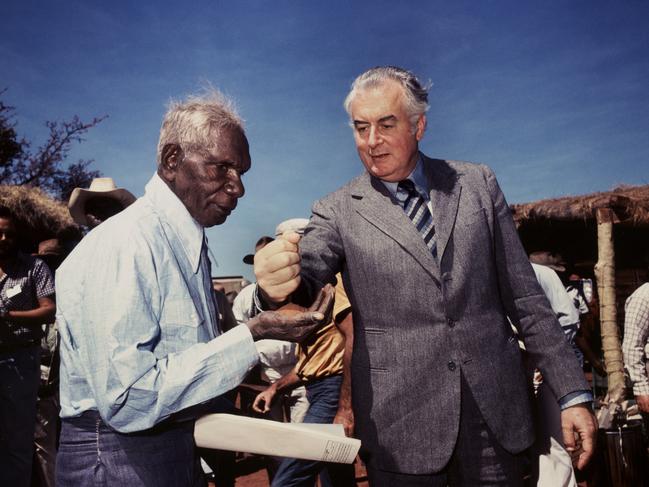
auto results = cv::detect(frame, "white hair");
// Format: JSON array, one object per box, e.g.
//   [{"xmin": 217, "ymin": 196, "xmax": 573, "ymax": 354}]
[
  {"xmin": 343, "ymin": 66, "xmax": 431, "ymax": 130},
  {"xmin": 157, "ymin": 88, "xmax": 244, "ymax": 165}
]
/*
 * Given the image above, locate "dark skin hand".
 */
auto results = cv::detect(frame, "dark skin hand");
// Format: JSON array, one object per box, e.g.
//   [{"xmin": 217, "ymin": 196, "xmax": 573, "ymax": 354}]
[{"xmin": 247, "ymin": 284, "xmax": 334, "ymax": 342}]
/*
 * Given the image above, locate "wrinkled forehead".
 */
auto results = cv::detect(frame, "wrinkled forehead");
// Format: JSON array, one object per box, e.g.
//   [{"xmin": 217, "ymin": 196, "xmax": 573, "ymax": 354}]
[
  {"xmin": 188, "ymin": 126, "xmax": 249, "ymax": 156},
  {"xmin": 350, "ymin": 81, "xmax": 408, "ymax": 120}
]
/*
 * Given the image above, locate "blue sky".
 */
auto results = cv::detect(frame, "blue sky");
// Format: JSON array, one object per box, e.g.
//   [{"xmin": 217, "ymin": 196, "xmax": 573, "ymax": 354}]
[{"xmin": 2, "ymin": 0, "xmax": 648, "ymax": 280}]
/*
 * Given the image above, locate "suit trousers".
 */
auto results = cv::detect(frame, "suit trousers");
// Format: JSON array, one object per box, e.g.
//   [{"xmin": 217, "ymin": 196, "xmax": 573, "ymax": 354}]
[{"xmin": 366, "ymin": 373, "xmax": 525, "ymax": 486}]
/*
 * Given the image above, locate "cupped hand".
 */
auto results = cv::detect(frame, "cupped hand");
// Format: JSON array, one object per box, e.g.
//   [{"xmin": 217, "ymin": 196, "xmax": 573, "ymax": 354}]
[{"xmin": 247, "ymin": 284, "xmax": 335, "ymax": 342}]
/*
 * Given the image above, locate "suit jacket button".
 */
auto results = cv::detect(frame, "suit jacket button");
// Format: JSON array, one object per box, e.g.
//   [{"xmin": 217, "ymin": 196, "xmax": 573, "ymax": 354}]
[
  {"xmin": 447, "ymin": 318, "xmax": 455, "ymax": 328},
  {"xmin": 448, "ymin": 361, "xmax": 456, "ymax": 371}
]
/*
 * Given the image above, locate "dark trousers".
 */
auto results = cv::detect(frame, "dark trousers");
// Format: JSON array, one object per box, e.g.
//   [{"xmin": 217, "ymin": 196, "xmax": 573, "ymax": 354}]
[
  {"xmin": 367, "ymin": 374, "xmax": 525, "ymax": 486},
  {"xmin": 32, "ymin": 392, "xmax": 60, "ymax": 487},
  {"xmin": 271, "ymin": 374, "xmax": 356, "ymax": 487},
  {"xmin": 0, "ymin": 345, "xmax": 41, "ymax": 487},
  {"xmin": 56, "ymin": 411, "xmax": 205, "ymax": 487}
]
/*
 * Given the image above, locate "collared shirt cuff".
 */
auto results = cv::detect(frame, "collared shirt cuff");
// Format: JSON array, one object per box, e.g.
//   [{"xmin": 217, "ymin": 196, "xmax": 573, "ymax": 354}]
[
  {"xmin": 252, "ymin": 283, "xmax": 266, "ymax": 316},
  {"xmin": 252, "ymin": 283, "xmax": 288, "ymax": 314},
  {"xmin": 208, "ymin": 324, "xmax": 258, "ymax": 360},
  {"xmin": 559, "ymin": 390, "xmax": 593, "ymax": 410}
]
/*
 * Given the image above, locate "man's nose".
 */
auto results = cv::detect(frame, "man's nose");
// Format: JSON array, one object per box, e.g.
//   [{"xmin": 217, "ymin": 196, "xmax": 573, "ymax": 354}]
[
  {"xmin": 225, "ymin": 174, "xmax": 245, "ymax": 198},
  {"xmin": 367, "ymin": 126, "xmax": 381, "ymax": 148}
]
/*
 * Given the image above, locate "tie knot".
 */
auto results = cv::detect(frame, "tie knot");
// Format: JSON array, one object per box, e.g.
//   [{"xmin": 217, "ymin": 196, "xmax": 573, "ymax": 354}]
[{"xmin": 398, "ymin": 179, "xmax": 418, "ymax": 197}]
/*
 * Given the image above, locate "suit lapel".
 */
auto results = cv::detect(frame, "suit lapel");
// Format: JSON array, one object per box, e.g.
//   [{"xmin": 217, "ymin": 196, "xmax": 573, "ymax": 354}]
[
  {"xmin": 424, "ymin": 156, "xmax": 461, "ymax": 262},
  {"xmin": 351, "ymin": 172, "xmax": 441, "ymax": 284}
]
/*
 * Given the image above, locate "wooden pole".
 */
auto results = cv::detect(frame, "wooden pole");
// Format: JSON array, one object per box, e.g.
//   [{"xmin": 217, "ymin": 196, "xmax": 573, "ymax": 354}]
[{"xmin": 594, "ymin": 207, "xmax": 625, "ymax": 403}]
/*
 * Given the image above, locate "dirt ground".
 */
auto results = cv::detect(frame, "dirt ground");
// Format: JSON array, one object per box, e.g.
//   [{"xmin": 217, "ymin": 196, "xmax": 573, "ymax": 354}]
[{"xmin": 208, "ymin": 455, "xmax": 368, "ymax": 486}]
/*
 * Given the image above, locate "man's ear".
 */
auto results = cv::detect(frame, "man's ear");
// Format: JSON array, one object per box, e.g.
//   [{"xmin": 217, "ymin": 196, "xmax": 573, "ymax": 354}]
[
  {"xmin": 415, "ymin": 115, "xmax": 427, "ymax": 141},
  {"xmin": 158, "ymin": 144, "xmax": 183, "ymax": 182}
]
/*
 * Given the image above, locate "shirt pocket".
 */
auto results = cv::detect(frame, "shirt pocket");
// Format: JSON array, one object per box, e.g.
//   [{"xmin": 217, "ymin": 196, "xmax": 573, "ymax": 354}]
[{"xmin": 159, "ymin": 299, "xmax": 204, "ymax": 354}]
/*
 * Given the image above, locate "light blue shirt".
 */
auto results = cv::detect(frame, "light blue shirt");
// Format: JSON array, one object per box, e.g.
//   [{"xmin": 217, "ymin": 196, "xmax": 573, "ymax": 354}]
[
  {"xmin": 381, "ymin": 154, "xmax": 431, "ymax": 209},
  {"xmin": 56, "ymin": 173, "xmax": 259, "ymax": 433}
]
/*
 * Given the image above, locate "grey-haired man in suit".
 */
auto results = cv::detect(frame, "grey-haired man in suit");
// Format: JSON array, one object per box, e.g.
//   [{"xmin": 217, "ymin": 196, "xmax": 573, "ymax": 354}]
[{"xmin": 254, "ymin": 66, "xmax": 597, "ymax": 486}]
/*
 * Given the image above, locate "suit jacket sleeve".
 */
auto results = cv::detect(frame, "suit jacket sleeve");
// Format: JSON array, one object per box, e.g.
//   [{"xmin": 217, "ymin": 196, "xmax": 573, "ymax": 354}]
[
  {"xmin": 293, "ymin": 196, "xmax": 346, "ymax": 304},
  {"xmin": 483, "ymin": 164, "xmax": 589, "ymax": 399}
]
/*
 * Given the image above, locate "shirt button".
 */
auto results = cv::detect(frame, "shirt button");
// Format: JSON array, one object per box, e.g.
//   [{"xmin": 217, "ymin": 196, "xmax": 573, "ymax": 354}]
[
  {"xmin": 448, "ymin": 361, "xmax": 456, "ymax": 371},
  {"xmin": 447, "ymin": 318, "xmax": 456, "ymax": 328}
]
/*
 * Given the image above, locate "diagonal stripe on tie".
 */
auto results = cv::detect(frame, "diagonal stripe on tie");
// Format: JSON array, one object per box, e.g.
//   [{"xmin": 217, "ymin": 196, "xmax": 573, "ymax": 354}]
[{"xmin": 398, "ymin": 179, "xmax": 437, "ymax": 258}]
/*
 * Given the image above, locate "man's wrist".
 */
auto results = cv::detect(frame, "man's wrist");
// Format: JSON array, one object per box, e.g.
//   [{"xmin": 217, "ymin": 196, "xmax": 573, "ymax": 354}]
[
  {"xmin": 559, "ymin": 390, "xmax": 594, "ymax": 410},
  {"xmin": 253, "ymin": 283, "xmax": 288, "ymax": 314},
  {"xmin": 336, "ymin": 404, "xmax": 353, "ymax": 415}
]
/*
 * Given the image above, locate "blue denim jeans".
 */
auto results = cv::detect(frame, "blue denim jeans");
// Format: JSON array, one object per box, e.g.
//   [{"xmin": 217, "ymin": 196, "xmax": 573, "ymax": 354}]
[
  {"xmin": 56, "ymin": 410, "xmax": 205, "ymax": 486},
  {"xmin": 271, "ymin": 374, "xmax": 356, "ymax": 487},
  {"xmin": 0, "ymin": 345, "xmax": 40, "ymax": 487}
]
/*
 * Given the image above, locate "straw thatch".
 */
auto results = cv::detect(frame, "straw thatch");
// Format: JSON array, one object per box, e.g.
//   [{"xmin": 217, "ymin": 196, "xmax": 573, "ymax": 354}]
[
  {"xmin": 0, "ymin": 184, "xmax": 80, "ymax": 251},
  {"xmin": 511, "ymin": 185, "xmax": 649, "ymax": 227},
  {"xmin": 513, "ymin": 184, "xmax": 649, "ymax": 332}
]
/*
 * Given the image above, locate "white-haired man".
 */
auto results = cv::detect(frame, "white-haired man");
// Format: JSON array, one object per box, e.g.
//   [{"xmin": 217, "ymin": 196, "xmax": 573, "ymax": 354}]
[
  {"xmin": 55, "ymin": 91, "xmax": 333, "ymax": 486},
  {"xmin": 255, "ymin": 66, "xmax": 597, "ymax": 486}
]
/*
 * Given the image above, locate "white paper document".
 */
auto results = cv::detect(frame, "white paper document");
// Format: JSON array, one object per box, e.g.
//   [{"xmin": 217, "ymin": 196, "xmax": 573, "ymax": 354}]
[{"xmin": 194, "ymin": 413, "xmax": 361, "ymax": 464}]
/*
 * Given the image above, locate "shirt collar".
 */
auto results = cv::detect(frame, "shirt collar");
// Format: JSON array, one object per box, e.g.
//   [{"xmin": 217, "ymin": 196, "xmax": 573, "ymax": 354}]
[
  {"xmin": 380, "ymin": 153, "xmax": 429, "ymax": 202},
  {"xmin": 144, "ymin": 173, "xmax": 205, "ymax": 273}
]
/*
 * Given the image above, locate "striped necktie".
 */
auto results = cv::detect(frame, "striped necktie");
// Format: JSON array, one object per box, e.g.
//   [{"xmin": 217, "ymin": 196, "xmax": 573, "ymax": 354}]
[{"xmin": 398, "ymin": 179, "xmax": 437, "ymax": 258}]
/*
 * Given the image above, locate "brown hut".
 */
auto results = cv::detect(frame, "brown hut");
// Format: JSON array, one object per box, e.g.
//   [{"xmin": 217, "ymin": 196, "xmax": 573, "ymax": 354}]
[
  {"xmin": 0, "ymin": 185, "xmax": 82, "ymax": 253},
  {"xmin": 512, "ymin": 184, "xmax": 649, "ymax": 303},
  {"xmin": 512, "ymin": 184, "xmax": 649, "ymax": 400}
]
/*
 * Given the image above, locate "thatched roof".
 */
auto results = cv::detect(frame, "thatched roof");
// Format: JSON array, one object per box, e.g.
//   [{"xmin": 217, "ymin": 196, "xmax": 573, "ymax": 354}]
[
  {"xmin": 511, "ymin": 184, "xmax": 649, "ymax": 226},
  {"xmin": 0, "ymin": 185, "xmax": 80, "ymax": 250}
]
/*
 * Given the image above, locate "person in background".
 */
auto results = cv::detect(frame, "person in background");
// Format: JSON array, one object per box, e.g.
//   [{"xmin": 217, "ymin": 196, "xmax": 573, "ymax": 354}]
[
  {"xmin": 253, "ymin": 219, "xmax": 355, "ymax": 487},
  {"xmin": 234, "ymin": 231, "xmax": 308, "ymax": 482},
  {"xmin": 567, "ymin": 274, "xmax": 606, "ymax": 377},
  {"xmin": 529, "ymin": 255, "xmax": 582, "ymax": 364},
  {"xmin": 529, "ymin": 251, "xmax": 605, "ymax": 376},
  {"xmin": 528, "ymin": 260, "xmax": 585, "ymax": 487},
  {"xmin": 68, "ymin": 177, "xmax": 136, "ymax": 229},
  {"xmin": 31, "ymin": 238, "xmax": 67, "ymax": 487},
  {"xmin": 622, "ymin": 280, "xmax": 649, "ymax": 434},
  {"xmin": 0, "ymin": 206, "xmax": 56, "ymax": 487}
]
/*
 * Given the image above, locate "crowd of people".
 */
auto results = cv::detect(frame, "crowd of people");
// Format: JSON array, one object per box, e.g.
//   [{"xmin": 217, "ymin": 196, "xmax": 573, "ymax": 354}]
[{"xmin": 0, "ymin": 65, "xmax": 647, "ymax": 486}]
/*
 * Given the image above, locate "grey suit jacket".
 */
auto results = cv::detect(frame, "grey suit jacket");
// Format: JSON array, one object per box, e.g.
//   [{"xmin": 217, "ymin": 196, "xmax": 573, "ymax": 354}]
[{"xmin": 295, "ymin": 155, "xmax": 588, "ymax": 474}]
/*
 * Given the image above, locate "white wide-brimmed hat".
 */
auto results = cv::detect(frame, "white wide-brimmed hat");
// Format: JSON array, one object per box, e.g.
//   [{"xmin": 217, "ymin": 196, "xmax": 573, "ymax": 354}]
[{"xmin": 68, "ymin": 177, "xmax": 136, "ymax": 226}]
